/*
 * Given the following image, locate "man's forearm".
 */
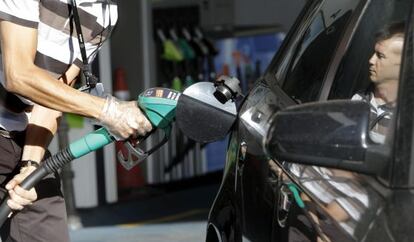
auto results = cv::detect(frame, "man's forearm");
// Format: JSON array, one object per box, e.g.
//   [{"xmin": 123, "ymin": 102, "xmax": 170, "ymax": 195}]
[
  {"xmin": 21, "ymin": 104, "xmax": 61, "ymax": 162},
  {"xmin": 6, "ymin": 64, "xmax": 104, "ymax": 119}
]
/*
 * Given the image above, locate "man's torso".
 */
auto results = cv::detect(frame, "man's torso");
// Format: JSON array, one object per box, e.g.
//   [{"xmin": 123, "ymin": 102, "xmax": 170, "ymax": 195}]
[{"xmin": 0, "ymin": 0, "xmax": 118, "ymax": 131}]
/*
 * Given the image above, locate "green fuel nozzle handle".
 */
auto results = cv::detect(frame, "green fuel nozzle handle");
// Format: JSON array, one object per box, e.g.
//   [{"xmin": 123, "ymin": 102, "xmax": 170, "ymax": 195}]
[{"xmin": 70, "ymin": 128, "xmax": 113, "ymax": 158}]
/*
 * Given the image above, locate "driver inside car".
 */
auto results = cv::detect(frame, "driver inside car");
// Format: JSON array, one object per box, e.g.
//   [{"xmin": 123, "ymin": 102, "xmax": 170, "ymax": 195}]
[
  {"xmin": 319, "ymin": 21, "xmax": 405, "ymax": 235},
  {"xmin": 287, "ymin": 21, "xmax": 405, "ymax": 240},
  {"xmin": 352, "ymin": 21, "xmax": 405, "ymax": 144}
]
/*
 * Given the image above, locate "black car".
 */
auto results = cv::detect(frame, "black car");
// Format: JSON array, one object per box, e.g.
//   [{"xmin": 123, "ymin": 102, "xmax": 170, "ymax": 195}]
[{"xmin": 205, "ymin": 0, "xmax": 414, "ymax": 241}]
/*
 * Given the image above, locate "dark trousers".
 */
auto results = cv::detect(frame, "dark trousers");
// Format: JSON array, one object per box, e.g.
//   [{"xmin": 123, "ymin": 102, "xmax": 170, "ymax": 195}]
[{"xmin": 0, "ymin": 132, "xmax": 69, "ymax": 242}]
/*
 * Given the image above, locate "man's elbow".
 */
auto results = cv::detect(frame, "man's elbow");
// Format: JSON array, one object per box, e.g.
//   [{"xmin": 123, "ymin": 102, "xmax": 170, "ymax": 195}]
[{"xmin": 3, "ymin": 68, "xmax": 29, "ymax": 94}]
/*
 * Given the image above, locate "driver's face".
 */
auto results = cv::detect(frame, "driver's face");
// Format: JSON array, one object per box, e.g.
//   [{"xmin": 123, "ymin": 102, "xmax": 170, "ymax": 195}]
[{"xmin": 369, "ymin": 36, "xmax": 404, "ymax": 84}]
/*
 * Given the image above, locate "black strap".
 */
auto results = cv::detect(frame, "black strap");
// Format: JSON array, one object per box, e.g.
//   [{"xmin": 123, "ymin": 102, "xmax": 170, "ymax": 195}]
[
  {"xmin": 71, "ymin": 0, "xmax": 99, "ymax": 88},
  {"xmin": 20, "ymin": 160, "xmax": 40, "ymax": 169}
]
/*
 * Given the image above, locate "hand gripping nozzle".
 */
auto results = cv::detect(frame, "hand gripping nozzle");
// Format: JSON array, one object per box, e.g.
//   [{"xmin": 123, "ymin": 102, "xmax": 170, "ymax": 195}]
[{"xmin": 116, "ymin": 87, "xmax": 179, "ymax": 170}]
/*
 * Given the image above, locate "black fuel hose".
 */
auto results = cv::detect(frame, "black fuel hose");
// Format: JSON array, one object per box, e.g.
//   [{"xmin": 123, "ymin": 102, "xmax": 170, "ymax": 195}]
[{"xmin": 0, "ymin": 148, "xmax": 74, "ymax": 227}]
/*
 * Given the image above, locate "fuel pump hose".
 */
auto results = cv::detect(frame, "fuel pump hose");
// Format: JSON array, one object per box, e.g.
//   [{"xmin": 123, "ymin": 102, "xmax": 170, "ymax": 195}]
[{"xmin": 0, "ymin": 127, "xmax": 113, "ymax": 226}]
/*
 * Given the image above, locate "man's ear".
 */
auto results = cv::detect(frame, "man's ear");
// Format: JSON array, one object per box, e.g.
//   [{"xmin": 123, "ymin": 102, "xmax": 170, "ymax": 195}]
[{"xmin": 391, "ymin": 36, "xmax": 404, "ymax": 55}]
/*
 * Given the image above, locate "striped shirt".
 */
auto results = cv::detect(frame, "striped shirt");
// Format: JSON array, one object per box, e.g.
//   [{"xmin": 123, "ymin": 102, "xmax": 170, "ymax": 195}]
[
  {"xmin": 351, "ymin": 92, "xmax": 394, "ymax": 144},
  {"xmin": 0, "ymin": 0, "xmax": 118, "ymax": 131}
]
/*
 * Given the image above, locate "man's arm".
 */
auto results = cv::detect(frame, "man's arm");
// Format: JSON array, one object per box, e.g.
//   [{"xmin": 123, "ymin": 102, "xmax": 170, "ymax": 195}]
[
  {"xmin": 20, "ymin": 64, "xmax": 81, "ymax": 162},
  {"xmin": 0, "ymin": 21, "xmax": 103, "ymax": 118},
  {"xmin": 5, "ymin": 67, "xmax": 81, "ymax": 211},
  {"xmin": 5, "ymin": 104, "xmax": 62, "ymax": 210},
  {"xmin": 0, "ymin": 20, "xmax": 152, "ymax": 139}
]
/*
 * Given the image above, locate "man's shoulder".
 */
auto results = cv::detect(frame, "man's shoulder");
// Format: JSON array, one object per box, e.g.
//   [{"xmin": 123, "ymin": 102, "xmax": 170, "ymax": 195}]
[
  {"xmin": 0, "ymin": 0, "xmax": 40, "ymax": 29},
  {"xmin": 351, "ymin": 92, "xmax": 370, "ymax": 101}
]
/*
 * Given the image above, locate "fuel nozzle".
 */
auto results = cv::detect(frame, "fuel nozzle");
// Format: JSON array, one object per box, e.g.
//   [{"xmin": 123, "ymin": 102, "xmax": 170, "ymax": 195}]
[
  {"xmin": 213, "ymin": 75, "xmax": 242, "ymax": 104},
  {"xmin": 117, "ymin": 87, "xmax": 179, "ymax": 170}
]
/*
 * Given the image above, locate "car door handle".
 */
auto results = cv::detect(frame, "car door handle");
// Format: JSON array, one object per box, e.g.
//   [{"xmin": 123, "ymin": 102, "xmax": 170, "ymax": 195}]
[
  {"xmin": 277, "ymin": 184, "xmax": 293, "ymax": 227},
  {"xmin": 279, "ymin": 184, "xmax": 292, "ymax": 212},
  {"xmin": 239, "ymin": 141, "xmax": 247, "ymax": 162}
]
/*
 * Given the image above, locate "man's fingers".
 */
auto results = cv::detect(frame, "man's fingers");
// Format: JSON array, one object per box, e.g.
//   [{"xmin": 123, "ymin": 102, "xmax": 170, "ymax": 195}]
[
  {"xmin": 126, "ymin": 115, "xmax": 152, "ymax": 138},
  {"xmin": 6, "ymin": 175, "xmax": 24, "ymax": 190},
  {"xmin": 141, "ymin": 118, "xmax": 153, "ymax": 132},
  {"xmin": 14, "ymin": 185, "xmax": 37, "ymax": 201},
  {"xmin": 7, "ymin": 199, "xmax": 23, "ymax": 211},
  {"xmin": 4, "ymin": 167, "xmax": 38, "ymax": 211},
  {"xmin": 8, "ymin": 190, "xmax": 33, "ymax": 207},
  {"xmin": 136, "ymin": 108, "xmax": 152, "ymax": 132},
  {"xmin": 136, "ymin": 116, "xmax": 152, "ymax": 135},
  {"xmin": 6, "ymin": 166, "xmax": 36, "ymax": 190},
  {"xmin": 5, "ymin": 180, "xmax": 16, "ymax": 190},
  {"xmin": 126, "ymin": 101, "xmax": 152, "ymax": 135}
]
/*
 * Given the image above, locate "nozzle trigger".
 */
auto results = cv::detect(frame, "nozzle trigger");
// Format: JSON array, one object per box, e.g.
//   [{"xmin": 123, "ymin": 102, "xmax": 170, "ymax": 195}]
[
  {"xmin": 116, "ymin": 127, "xmax": 171, "ymax": 170},
  {"xmin": 117, "ymin": 140, "xmax": 148, "ymax": 170}
]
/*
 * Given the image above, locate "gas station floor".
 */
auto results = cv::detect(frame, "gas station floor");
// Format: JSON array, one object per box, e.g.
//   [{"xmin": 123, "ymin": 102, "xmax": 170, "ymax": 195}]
[
  {"xmin": 70, "ymin": 221, "xmax": 207, "ymax": 242},
  {"xmin": 69, "ymin": 175, "xmax": 221, "ymax": 242}
]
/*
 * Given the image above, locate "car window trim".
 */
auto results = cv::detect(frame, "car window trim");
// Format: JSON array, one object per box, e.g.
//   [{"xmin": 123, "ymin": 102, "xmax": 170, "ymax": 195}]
[
  {"xmin": 270, "ymin": 0, "xmax": 368, "ymax": 104},
  {"xmin": 265, "ymin": 0, "xmax": 324, "ymax": 88},
  {"xmin": 390, "ymin": 1, "xmax": 414, "ymax": 188},
  {"xmin": 318, "ymin": 0, "xmax": 370, "ymax": 101}
]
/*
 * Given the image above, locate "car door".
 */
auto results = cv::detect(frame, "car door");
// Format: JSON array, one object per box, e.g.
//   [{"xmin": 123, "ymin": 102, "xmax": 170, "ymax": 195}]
[
  {"xmin": 236, "ymin": 0, "xmax": 365, "ymax": 241},
  {"xmin": 264, "ymin": 0, "xmax": 412, "ymax": 241}
]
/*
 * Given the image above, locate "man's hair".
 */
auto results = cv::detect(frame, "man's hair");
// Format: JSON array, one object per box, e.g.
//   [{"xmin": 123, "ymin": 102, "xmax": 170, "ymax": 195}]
[{"xmin": 375, "ymin": 21, "xmax": 406, "ymax": 42}]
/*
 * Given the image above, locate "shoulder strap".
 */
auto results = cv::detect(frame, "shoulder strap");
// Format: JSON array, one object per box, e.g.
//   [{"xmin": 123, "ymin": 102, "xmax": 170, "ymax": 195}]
[{"xmin": 70, "ymin": 0, "xmax": 99, "ymax": 89}]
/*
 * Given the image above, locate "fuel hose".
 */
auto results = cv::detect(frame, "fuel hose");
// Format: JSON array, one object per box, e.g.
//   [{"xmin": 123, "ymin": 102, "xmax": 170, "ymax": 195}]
[{"xmin": 0, "ymin": 128, "xmax": 113, "ymax": 227}]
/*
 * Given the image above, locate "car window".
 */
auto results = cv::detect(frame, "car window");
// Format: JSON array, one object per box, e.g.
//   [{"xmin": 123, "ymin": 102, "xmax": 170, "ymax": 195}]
[
  {"xmin": 328, "ymin": 0, "xmax": 410, "ymax": 99},
  {"xmin": 328, "ymin": 0, "xmax": 410, "ymax": 144},
  {"xmin": 280, "ymin": 0, "xmax": 361, "ymax": 103}
]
